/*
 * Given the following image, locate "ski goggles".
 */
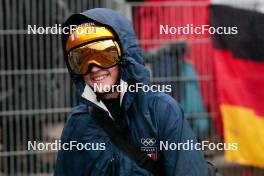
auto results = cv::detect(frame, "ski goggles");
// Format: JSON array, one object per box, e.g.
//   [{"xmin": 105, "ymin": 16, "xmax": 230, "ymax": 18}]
[{"xmin": 66, "ymin": 39, "xmax": 122, "ymax": 75}]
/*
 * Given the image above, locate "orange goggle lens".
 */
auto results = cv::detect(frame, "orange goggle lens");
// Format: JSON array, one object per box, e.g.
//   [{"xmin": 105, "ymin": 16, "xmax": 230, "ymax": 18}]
[{"xmin": 67, "ymin": 39, "xmax": 121, "ymax": 75}]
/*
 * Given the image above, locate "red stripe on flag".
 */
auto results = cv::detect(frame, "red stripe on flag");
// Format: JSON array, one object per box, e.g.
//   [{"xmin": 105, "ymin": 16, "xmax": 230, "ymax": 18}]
[{"xmin": 214, "ymin": 49, "xmax": 264, "ymax": 117}]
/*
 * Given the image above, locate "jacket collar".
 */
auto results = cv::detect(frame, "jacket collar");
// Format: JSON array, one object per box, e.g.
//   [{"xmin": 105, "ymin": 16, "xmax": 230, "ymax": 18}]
[{"xmin": 81, "ymin": 79, "xmax": 128, "ymax": 119}]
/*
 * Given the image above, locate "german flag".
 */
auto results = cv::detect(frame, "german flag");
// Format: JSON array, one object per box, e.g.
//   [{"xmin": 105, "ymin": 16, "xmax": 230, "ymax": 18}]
[{"xmin": 209, "ymin": 4, "xmax": 264, "ymax": 168}]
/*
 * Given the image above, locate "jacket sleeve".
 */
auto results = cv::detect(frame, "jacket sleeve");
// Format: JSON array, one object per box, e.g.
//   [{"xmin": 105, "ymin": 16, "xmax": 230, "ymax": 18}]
[
  {"xmin": 54, "ymin": 106, "xmax": 152, "ymax": 176},
  {"xmin": 155, "ymin": 96, "xmax": 208, "ymax": 176}
]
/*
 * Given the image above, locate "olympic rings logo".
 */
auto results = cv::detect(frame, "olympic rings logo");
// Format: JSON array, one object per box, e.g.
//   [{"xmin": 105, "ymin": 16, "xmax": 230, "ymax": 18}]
[{"xmin": 141, "ymin": 138, "xmax": 156, "ymax": 146}]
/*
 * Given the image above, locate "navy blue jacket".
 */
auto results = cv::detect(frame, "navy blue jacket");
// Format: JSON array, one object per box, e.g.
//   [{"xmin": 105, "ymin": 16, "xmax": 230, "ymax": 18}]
[{"xmin": 55, "ymin": 8, "xmax": 208, "ymax": 176}]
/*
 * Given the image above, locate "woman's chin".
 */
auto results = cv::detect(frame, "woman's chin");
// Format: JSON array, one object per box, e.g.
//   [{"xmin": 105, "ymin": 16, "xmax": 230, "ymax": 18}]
[{"xmin": 91, "ymin": 83, "xmax": 113, "ymax": 93}]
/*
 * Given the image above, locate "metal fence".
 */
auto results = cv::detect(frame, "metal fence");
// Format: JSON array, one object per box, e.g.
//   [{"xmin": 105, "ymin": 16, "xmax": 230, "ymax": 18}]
[{"xmin": 0, "ymin": 0, "xmax": 263, "ymax": 175}]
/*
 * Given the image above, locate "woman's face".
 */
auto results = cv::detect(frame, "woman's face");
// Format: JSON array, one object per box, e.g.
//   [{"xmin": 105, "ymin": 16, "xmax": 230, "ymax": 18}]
[{"xmin": 83, "ymin": 65, "xmax": 119, "ymax": 93}]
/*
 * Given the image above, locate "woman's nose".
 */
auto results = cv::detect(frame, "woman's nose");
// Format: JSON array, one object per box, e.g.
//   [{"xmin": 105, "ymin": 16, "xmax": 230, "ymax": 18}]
[{"xmin": 89, "ymin": 65, "xmax": 102, "ymax": 73}]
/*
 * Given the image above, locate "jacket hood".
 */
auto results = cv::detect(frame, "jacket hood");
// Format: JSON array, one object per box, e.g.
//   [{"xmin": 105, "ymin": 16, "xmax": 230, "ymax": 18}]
[{"xmin": 62, "ymin": 8, "xmax": 150, "ymax": 108}]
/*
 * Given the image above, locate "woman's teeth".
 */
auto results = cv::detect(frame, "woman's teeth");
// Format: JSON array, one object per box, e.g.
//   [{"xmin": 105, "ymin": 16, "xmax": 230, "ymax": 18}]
[{"xmin": 93, "ymin": 75, "xmax": 108, "ymax": 81}]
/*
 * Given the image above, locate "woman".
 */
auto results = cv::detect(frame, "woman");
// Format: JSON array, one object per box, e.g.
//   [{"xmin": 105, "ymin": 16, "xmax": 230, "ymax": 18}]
[{"xmin": 55, "ymin": 8, "xmax": 208, "ymax": 176}]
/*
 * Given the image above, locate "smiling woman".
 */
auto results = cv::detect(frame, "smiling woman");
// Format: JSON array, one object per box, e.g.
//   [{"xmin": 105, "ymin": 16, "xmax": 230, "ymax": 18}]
[{"xmin": 55, "ymin": 8, "xmax": 209, "ymax": 176}]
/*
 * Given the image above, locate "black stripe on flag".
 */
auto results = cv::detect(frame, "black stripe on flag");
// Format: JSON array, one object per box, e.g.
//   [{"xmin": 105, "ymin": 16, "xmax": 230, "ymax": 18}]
[{"xmin": 209, "ymin": 5, "xmax": 264, "ymax": 61}]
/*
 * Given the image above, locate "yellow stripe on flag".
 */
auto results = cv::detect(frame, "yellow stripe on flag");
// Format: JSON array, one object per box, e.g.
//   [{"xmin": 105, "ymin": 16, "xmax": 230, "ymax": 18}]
[{"xmin": 221, "ymin": 104, "xmax": 264, "ymax": 168}]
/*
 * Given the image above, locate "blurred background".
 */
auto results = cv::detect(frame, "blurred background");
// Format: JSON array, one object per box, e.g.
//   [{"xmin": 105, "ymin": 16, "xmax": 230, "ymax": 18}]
[{"xmin": 0, "ymin": 0, "xmax": 264, "ymax": 175}]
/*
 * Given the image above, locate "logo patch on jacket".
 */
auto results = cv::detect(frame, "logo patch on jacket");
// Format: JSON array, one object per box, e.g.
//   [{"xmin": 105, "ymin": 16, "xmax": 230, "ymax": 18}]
[{"xmin": 140, "ymin": 138, "xmax": 157, "ymax": 160}]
